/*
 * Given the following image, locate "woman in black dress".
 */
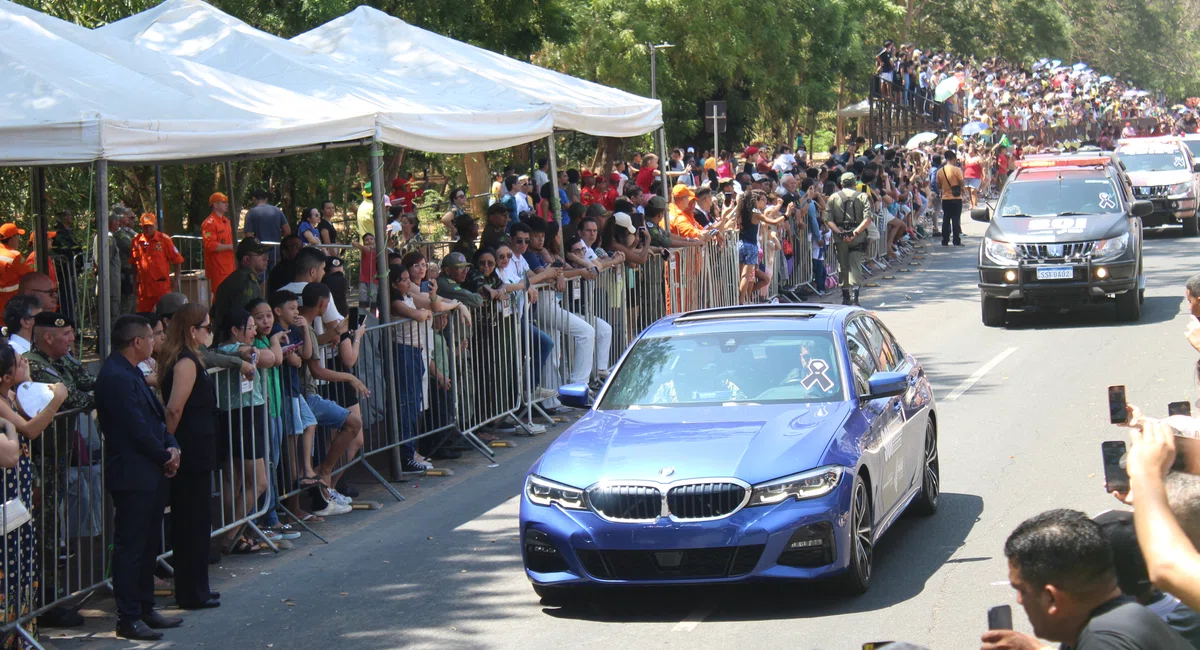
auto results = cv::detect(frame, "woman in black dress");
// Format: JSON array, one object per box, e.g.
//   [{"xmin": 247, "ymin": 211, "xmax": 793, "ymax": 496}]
[{"xmin": 157, "ymin": 303, "xmax": 220, "ymax": 610}]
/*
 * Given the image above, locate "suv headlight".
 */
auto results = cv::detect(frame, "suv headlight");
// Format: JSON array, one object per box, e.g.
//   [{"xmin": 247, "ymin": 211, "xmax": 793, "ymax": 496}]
[
  {"xmin": 747, "ymin": 466, "xmax": 843, "ymax": 506},
  {"xmin": 1168, "ymin": 182, "xmax": 1193, "ymax": 197},
  {"xmin": 525, "ymin": 475, "xmax": 586, "ymax": 510},
  {"xmin": 1093, "ymin": 232, "xmax": 1129, "ymax": 261},
  {"xmin": 984, "ymin": 237, "xmax": 1020, "ymax": 266}
]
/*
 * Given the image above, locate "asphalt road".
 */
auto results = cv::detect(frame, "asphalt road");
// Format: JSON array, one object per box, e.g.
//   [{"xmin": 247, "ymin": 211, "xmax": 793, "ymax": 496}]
[{"xmin": 51, "ymin": 220, "xmax": 1200, "ymax": 650}]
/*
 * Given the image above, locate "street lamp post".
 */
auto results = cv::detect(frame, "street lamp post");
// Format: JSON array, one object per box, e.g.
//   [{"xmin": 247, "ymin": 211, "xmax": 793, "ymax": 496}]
[{"xmin": 647, "ymin": 42, "xmax": 674, "ymax": 200}]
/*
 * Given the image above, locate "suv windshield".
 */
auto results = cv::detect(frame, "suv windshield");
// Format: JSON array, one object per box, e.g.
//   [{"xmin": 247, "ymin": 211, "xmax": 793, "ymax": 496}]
[
  {"xmin": 598, "ymin": 331, "xmax": 845, "ymax": 409},
  {"xmin": 1119, "ymin": 152, "xmax": 1188, "ymax": 173},
  {"xmin": 1185, "ymin": 141, "xmax": 1200, "ymax": 159},
  {"xmin": 997, "ymin": 177, "xmax": 1120, "ymax": 217}
]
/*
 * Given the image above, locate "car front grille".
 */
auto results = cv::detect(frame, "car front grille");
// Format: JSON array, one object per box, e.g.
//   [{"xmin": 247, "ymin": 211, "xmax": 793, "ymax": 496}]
[
  {"xmin": 587, "ymin": 485, "xmax": 663, "ymax": 522},
  {"xmin": 1135, "ymin": 185, "xmax": 1169, "ymax": 198},
  {"xmin": 575, "ymin": 545, "xmax": 766, "ymax": 580},
  {"xmin": 666, "ymin": 482, "xmax": 748, "ymax": 520},
  {"xmin": 1016, "ymin": 242, "xmax": 1095, "ymax": 261}
]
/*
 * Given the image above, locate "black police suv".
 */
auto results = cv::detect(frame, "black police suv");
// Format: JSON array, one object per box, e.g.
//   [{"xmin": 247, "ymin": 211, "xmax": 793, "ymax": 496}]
[{"xmin": 973, "ymin": 154, "xmax": 1152, "ymax": 327}]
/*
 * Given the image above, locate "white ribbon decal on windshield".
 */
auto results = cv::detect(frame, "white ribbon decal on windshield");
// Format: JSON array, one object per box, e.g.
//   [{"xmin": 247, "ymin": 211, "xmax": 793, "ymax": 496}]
[
  {"xmin": 1098, "ymin": 193, "xmax": 1116, "ymax": 210},
  {"xmin": 801, "ymin": 359, "xmax": 835, "ymax": 391}
]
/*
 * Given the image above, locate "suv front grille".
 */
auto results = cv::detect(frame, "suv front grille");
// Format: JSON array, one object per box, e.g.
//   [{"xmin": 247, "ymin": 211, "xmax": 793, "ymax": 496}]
[
  {"xmin": 587, "ymin": 485, "xmax": 662, "ymax": 522},
  {"xmin": 1016, "ymin": 242, "xmax": 1095, "ymax": 262},
  {"xmin": 666, "ymin": 482, "xmax": 748, "ymax": 520},
  {"xmin": 1135, "ymin": 185, "xmax": 1169, "ymax": 198}
]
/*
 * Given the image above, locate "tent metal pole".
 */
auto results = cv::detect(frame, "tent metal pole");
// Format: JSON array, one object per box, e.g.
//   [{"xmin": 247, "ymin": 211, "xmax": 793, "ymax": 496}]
[
  {"xmin": 224, "ymin": 161, "xmax": 238, "ymax": 234},
  {"xmin": 32, "ymin": 168, "xmax": 48, "ymax": 274},
  {"xmin": 155, "ymin": 165, "xmax": 164, "ymax": 229},
  {"xmin": 368, "ymin": 139, "xmax": 402, "ymax": 479},
  {"xmin": 547, "ymin": 136, "xmax": 562, "ymax": 229},
  {"xmin": 96, "ymin": 160, "xmax": 112, "ymax": 358}
]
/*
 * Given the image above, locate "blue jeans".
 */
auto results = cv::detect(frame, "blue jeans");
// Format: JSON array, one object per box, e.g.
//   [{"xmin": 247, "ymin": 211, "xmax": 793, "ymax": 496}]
[
  {"xmin": 526, "ymin": 321, "xmax": 554, "ymax": 387},
  {"xmin": 394, "ymin": 344, "xmax": 425, "ymax": 460},
  {"xmin": 813, "ymin": 256, "xmax": 827, "ymax": 292}
]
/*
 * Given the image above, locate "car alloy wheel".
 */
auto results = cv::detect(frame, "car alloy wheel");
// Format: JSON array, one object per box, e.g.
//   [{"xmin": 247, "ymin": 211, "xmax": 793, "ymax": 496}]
[
  {"xmin": 909, "ymin": 420, "xmax": 939, "ymax": 516},
  {"xmin": 838, "ymin": 474, "xmax": 874, "ymax": 595}
]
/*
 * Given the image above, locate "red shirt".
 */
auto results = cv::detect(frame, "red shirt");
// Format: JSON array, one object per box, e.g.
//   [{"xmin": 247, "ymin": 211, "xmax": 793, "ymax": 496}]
[
  {"xmin": 581, "ymin": 186, "xmax": 604, "ymax": 207},
  {"xmin": 635, "ymin": 166, "xmax": 657, "ymax": 194},
  {"xmin": 996, "ymin": 153, "xmax": 1011, "ymax": 175}
]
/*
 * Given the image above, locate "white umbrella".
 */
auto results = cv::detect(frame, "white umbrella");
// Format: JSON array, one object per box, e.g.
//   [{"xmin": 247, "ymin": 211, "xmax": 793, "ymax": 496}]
[{"xmin": 906, "ymin": 132, "xmax": 938, "ymax": 148}]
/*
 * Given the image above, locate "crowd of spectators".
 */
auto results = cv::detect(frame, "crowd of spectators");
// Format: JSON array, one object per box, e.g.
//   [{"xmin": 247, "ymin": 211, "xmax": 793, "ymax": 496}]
[{"xmin": 875, "ymin": 39, "xmax": 1171, "ymax": 137}]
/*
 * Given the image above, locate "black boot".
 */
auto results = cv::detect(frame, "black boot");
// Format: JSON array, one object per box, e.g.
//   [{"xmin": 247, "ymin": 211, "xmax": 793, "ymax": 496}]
[
  {"xmin": 853, "ymin": 288, "xmax": 861, "ymax": 306},
  {"xmin": 841, "ymin": 289, "xmax": 852, "ymax": 305}
]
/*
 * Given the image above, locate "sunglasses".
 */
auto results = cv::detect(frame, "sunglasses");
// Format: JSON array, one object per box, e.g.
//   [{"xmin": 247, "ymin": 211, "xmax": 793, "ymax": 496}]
[
  {"xmin": 497, "ymin": 253, "xmax": 513, "ymax": 260},
  {"xmin": 479, "ymin": 260, "xmax": 496, "ymax": 267},
  {"xmin": 196, "ymin": 323, "xmax": 212, "ymax": 331},
  {"xmin": 571, "ymin": 247, "xmax": 587, "ymax": 253},
  {"xmin": 513, "ymin": 237, "xmax": 530, "ymax": 244}
]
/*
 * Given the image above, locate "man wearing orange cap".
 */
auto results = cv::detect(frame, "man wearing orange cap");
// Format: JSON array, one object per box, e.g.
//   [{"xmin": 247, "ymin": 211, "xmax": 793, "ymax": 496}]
[
  {"xmin": 668, "ymin": 184, "xmax": 713, "ymax": 241},
  {"xmin": 24, "ymin": 230, "xmax": 57, "ymax": 293},
  {"xmin": 0, "ymin": 223, "xmax": 32, "ymax": 314},
  {"xmin": 202, "ymin": 192, "xmax": 236, "ymax": 293},
  {"xmin": 131, "ymin": 213, "xmax": 184, "ymax": 312}
]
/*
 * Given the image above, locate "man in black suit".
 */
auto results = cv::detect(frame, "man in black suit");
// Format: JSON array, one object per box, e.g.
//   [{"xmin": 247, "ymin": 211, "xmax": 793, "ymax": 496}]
[{"xmin": 96, "ymin": 314, "xmax": 183, "ymax": 641}]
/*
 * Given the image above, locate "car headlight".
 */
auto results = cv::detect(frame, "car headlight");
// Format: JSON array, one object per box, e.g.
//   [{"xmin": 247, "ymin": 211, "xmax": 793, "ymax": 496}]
[
  {"xmin": 747, "ymin": 466, "xmax": 844, "ymax": 506},
  {"xmin": 1093, "ymin": 232, "xmax": 1129, "ymax": 261},
  {"xmin": 983, "ymin": 237, "xmax": 1019, "ymax": 266},
  {"xmin": 525, "ymin": 475, "xmax": 586, "ymax": 510},
  {"xmin": 1168, "ymin": 182, "xmax": 1192, "ymax": 197}
]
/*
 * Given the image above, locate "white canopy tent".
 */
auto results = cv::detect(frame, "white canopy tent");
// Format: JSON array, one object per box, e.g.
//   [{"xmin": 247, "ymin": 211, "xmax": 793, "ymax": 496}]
[
  {"xmin": 292, "ymin": 6, "xmax": 663, "ymax": 138},
  {"xmin": 0, "ymin": 0, "xmax": 375, "ymax": 166},
  {"xmin": 98, "ymin": 0, "xmax": 555, "ymax": 154},
  {"xmin": 838, "ymin": 100, "xmax": 870, "ymax": 118}
]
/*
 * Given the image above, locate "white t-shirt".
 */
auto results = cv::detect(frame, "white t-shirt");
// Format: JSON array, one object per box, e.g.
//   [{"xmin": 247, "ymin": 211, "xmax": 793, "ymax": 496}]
[
  {"xmin": 514, "ymin": 192, "xmax": 532, "ymax": 215},
  {"xmin": 8, "ymin": 334, "xmax": 30, "ymax": 356},
  {"xmin": 533, "ymin": 169, "xmax": 549, "ymax": 190},
  {"xmin": 497, "ymin": 257, "xmax": 528, "ymax": 311}
]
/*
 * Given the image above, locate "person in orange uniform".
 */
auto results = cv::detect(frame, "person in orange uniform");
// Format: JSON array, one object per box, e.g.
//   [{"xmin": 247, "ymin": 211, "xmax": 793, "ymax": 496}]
[
  {"xmin": 202, "ymin": 192, "xmax": 236, "ymax": 294},
  {"xmin": 0, "ymin": 223, "xmax": 32, "ymax": 314},
  {"xmin": 24, "ymin": 230, "xmax": 57, "ymax": 290},
  {"xmin": 130, "ymin": 213, "xmax": 184, "ymax": 312},
  {"xmin": 667, "ymin": 186, "xmax": 715, "ymax": 312}
]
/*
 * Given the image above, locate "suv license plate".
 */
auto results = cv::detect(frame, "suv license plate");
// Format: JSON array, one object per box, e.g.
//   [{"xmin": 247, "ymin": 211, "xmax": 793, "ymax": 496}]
[{"xmin": 1036, "ymin": 265, "xmax": 1074, "ymax": 280}]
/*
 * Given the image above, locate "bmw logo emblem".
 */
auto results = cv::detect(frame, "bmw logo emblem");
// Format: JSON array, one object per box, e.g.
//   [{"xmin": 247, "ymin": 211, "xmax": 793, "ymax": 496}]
[{"xmin": 659, "ymin": 467, "xmax": 675, "ymax": 478}]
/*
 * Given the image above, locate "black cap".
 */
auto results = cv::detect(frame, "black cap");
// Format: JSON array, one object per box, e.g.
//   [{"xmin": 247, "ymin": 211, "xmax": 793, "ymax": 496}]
[
  {"xmin": 33, "ymin": 311, "xmax": 73, "ymax": 329},
  {"xmin": 1094, "ymin": 510, "xmax": 1151, "ymax": 596},
  {"xmin": 236, "ymin": 237, "xmax": 270, "ymax": 258},
  {"xmin": 325, "ymin": 256, "xmax": 344, "ymax": 272}
]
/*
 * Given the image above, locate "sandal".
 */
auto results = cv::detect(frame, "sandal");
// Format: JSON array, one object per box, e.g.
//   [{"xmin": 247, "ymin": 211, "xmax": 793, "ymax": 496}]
[
  {"xmin": 296, "ymin": 475, "xmax": 327, "ymax": 490},
  {"xmin": 229, "ymin": 536, "xmax": 264, "ymax": 555}
]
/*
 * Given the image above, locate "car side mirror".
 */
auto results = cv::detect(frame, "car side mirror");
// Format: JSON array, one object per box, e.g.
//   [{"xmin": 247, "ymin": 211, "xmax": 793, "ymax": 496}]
[
  {"xmin": 1192, "ymin": 162, "xmax": 1200, "ymax": 173},
  {"xmin": 1131, "ymin": 200, "xmax": 1154, "ymax": 218},
  {"xmin": 970, "ymin": 207, "xmax": 991, "ymax": 223},
  {"xmin": 558, "ymin": 384, "xmax": 592, "ymax": 409},
  {"xmin": 864, "ymin": 371, "xmax": 907, "ymax": 400}
]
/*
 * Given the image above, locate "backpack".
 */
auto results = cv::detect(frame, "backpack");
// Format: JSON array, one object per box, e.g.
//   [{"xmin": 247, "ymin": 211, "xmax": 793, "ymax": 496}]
[{"xmin": 828, "ymin": 190, "xmax": 866, "ymax": 231}]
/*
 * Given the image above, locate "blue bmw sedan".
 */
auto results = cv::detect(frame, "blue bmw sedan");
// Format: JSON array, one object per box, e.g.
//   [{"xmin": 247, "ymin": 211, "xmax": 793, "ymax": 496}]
[{"xmin": 520, "ymin": 304, "xmax": 939, "ymax": 602}]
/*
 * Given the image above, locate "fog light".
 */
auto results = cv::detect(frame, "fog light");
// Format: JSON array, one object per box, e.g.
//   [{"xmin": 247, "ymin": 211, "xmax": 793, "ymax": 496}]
[
  {"xmin": 1096, "ymin": 267, "xmax": 1108, "ymax": 279},
  {"xmin": 1004, "ymin": 270, "xmax": 1017, "ymax": 282}
]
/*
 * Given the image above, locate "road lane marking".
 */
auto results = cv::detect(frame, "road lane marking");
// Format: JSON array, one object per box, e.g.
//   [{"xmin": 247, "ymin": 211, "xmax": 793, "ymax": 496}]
[
  {"xmin": 671, "ymin": 605, "xmax": 715, "ymax": 632},
  {"xmin": 943, "ymin": 347, "xmax": 1018, "ymax": 402}
]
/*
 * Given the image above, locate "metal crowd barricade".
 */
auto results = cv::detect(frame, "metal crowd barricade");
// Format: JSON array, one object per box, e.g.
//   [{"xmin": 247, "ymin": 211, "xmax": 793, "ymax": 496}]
[{"xmin": 454, "ymin": 292, "xmax": 531, "ymax": 436}]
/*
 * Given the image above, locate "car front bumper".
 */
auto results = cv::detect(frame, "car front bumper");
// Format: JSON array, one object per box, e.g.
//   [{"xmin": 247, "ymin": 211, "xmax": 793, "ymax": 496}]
[
  {"xmin": 1140, "ymin": 196, "xmax": 1197, "ymax": 226},
  {"xmin": 519, "ymin": 476, "xmax": 856, "ymax": 588},
  {"xmin": 979, "ymin": 257, "xmax": 1137, "ymax": 308}
]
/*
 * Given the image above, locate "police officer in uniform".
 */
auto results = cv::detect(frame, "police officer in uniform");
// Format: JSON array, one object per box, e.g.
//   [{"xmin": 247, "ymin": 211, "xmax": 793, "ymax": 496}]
[
  {"xmin": 824, "ymin": 172, "xmax": 872, "ymax": 306},
  {"xmin": 25, "ymin": 312, "xmax": 95, "ymax": 626}
]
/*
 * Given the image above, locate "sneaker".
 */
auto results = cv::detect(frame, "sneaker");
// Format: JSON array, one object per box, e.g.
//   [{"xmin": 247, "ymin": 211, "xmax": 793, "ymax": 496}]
[
  {"xmin": 334, "ymin": 479, "xmax": 360, "ymax": 499},
  {"xmin": 269, "ymin": 525, "xmax": 302, "ymax": 541},
  {"xmin": 523, "ymin": 423, "xmax": 547, "ymax": 435},
  {"xmin": 311, "ymin": 500, "xmax": 352, "ymax": 517},
  {"xmin": 402, "ymin": 457, "xmax": 434, "ymax": 472},
  {"xmin": 485, "ymin": 422, "xmax": 518, "ymax": 434},
  {"xmin": 327, "ymin": 488, "xmax": 352, "ymax": 506}
]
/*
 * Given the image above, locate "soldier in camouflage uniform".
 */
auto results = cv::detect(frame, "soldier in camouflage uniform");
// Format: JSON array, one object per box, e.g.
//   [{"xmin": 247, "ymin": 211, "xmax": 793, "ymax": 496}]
[{"xmin": 25, "ymin": 312, "xmax": 94, "ymax": 627}]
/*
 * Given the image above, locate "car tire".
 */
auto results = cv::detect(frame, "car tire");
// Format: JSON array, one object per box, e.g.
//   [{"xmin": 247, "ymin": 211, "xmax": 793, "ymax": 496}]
[
  {"xmin": 836, "ymin": 473, "xmax": 874, "ymax": 596},
  {"xmin": 981, "ymin": 293, "xmax": 1007, "ymax": 327},
  {"xmin": 907, "ymin": 420, "xmax": 940, "ymax": 516},
  {"xmin": 1115, "ymin": 288, "xmax": 1141, "ymax": 322},
  {"xmin": 1183, "ymin": 216, "xmax": 1199, "ymax": 237},
  {"xmin": 533, "ymin": 584, "xmax": 582, "ymax": 606}
]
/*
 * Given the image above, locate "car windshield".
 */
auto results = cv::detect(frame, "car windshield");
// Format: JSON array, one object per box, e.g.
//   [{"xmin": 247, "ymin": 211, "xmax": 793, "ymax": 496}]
[
  {"xmin": 597, "ymin": 331, "xmax": 845, "ymax": 409},
  {"xmin": 996, "ymin": 177, "xmax": 1120, "ymax": 217},
  {"xmin": 1186, "ymin": 141, "xmax": 1200, "ymax": 159},
  {"xmin": 1119, "ymin": 152, "xmax": 1188, "ymax": 173}
]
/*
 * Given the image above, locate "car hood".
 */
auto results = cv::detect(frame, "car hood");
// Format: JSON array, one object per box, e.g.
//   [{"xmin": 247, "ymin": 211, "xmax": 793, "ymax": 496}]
[
  {"xmin": 1127, "ymin": 170, "xmax": 1192, "ymax": 187},
  {"xmin": 531, "ymin": 402, "xmax": 855, "ymax": 489},
  {"xmin": 986, "ymin": 212, "xmax": 1129, "ymax": 243}
]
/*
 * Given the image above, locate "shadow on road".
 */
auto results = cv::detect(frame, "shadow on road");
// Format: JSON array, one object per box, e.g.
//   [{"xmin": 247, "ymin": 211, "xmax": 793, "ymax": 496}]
[
  {"xmin": 1003, "ymin": 295, "xmax": 1183, "ymax": 330},
  {"xmin": 542, "ymin": 492, "xmax": 983, "ymax": 624}
]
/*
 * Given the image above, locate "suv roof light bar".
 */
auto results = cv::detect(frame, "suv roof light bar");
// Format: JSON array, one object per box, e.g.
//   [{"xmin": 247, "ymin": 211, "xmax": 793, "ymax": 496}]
[{"xmin": 1016, "ymin": 157, "xmax": 1111, "ymax": 169}]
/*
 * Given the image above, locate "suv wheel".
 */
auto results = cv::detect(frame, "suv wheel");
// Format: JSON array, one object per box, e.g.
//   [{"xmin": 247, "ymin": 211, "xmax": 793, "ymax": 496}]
[
  {"xmin": 1115, "ymin": 289, "xmax": 1141, "ymax": 322},
  {"xmin": 1184, "ymin": 216, "xmax": 1199, "ymax": 237},
  {"xmin": 981, "ymin": 293, "xmax": 1007, "ymax": 327}
]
